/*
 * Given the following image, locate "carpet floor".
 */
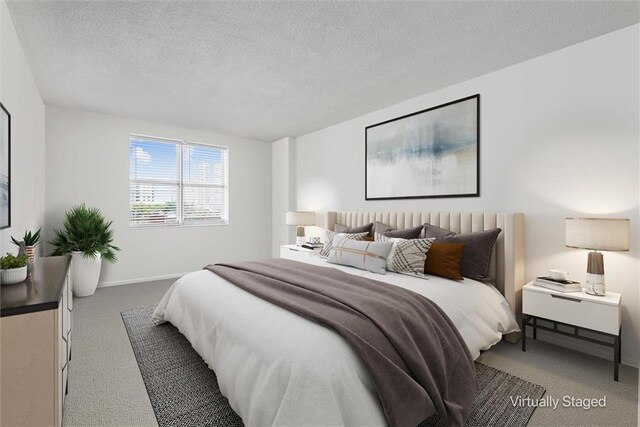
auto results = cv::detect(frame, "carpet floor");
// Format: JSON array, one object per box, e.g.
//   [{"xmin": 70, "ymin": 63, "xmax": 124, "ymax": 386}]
[
  {"xmin": 63, "ymin": 279, "xmax": 638, "ymax": 426},
  {"xmin": 121, "ymin": 305, "xmax": 545, "ymax": 427}
]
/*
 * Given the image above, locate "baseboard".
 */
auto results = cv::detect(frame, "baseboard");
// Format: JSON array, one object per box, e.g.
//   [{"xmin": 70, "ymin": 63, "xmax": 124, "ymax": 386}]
[
  {"xmin": 98, "ymin": 272, "xmax": 189, "ymax": 288},
  {"xmin": 528, "ymin": 329, "xmax": 639, "ymax": 368}
]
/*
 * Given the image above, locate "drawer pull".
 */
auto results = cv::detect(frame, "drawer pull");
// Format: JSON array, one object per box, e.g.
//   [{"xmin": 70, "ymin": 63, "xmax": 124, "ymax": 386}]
[
  {"xmin": 289, "ymin": 248, "xmax": 300, "ymax": 252},
  {"xmin": 551, "ymin": 294, "xmax": 581, "ymax": 303}
]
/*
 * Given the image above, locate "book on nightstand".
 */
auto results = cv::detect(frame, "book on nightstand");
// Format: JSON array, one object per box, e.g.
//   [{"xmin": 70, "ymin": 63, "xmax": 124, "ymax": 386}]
[
  {"xmin": 534, "ymin": 276, "xmax": 582, "ymax": 293},
  {"xmin": 303, "ymin": 242, "xmax": 323, "ymax": 248}
]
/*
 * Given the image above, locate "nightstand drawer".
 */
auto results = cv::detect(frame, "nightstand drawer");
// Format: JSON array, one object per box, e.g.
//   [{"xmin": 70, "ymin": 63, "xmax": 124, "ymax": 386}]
[
  {"xmin": 523, "ymin": 288, "xmax": 620, "ymax": 335},
  {"xmin": 280, "ymin": 245, "xmax": 319, "ymax": 261}
]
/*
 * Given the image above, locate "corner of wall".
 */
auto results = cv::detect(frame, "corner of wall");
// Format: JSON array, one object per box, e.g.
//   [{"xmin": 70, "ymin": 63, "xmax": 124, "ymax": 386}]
[{"xmin": 271, "ymin": 137, "xmax": 296, "ymax": 256}]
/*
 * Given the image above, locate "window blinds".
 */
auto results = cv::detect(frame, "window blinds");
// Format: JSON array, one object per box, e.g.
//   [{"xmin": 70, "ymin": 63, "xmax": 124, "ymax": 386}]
[{"xmin": 129, "ymin": 135, "xmax": 228, "ymax": 227}]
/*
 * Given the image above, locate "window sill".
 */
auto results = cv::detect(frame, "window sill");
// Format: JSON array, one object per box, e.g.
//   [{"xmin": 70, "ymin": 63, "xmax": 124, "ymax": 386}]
[{"xmin": 130, "ymin": 221, "xmax": 229, "ymax": 229}]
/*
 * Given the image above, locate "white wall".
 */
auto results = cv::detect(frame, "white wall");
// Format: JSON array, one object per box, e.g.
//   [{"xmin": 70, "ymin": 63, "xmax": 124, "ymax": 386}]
[
  {"xmin": 294, "ymin": 25, "xmax": 640, "ymax": 366},
  {"xmin": 271, "ymin": 137, "xmax": 296, "ymax": 256},
  {"xmin": 45, "ymin": 106, "xmax": 272, "ymax": 285},
  {"xmin": 0, "ymin": 0, "xmax": 45, "ymax": 256}
]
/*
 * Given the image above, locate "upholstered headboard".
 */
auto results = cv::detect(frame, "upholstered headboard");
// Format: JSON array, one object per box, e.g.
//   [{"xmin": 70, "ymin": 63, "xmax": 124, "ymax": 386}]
[{"xmin": 321, "ymin": 211, "xmax": 525, "ymax": 327}]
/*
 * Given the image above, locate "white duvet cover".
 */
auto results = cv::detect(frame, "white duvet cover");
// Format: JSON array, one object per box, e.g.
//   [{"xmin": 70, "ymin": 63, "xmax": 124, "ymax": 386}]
[{"xmin": 152, "ymin": 257, "xmax": 519, "ymax": 427}]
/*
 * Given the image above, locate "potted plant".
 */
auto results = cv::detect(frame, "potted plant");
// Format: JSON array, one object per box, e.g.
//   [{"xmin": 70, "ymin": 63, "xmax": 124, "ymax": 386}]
[
  {"xmin": 49, "ymin": 204, "xmax": 120, "ymax": 297},
  {"xmin": 11, "ymin": 228, "xmax": 42, "ymax": 266},
  {"xmin": 1, "ymin": 253, "xmax": 29, "ymax": 285}
]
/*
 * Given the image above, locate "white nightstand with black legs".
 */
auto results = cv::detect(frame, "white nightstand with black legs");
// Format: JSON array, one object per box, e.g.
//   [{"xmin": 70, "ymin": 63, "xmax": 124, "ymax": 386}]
[{"xmin": 521, "ymin": 283, "xmax": 622, "ymax": 381}]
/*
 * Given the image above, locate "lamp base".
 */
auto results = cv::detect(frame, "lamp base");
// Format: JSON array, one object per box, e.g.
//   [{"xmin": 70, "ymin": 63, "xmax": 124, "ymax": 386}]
[
  {"xmin": 296, "ymin": 226, "xmax": 305, "ymax": 246},
  {"xmin": 585, "ymin": 273, "xmax": 606, "ymax": 296},
  {"xmin": 585, "ymin": 251, "xmax": 606, "ymax": 296}
]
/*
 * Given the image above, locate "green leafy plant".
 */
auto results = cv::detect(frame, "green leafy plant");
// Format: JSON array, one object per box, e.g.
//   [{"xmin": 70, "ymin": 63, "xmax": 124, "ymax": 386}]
[
  {"xmin": 0, "ymin": 253, "xmax": 28, "ymax": 269},
  {"xmin": 49, "ymin": 204, "xmax": 120, "ymax": 263},
  {"xmin": 11, "ymin": 228, "xmax": 42, "ymax": 247}
]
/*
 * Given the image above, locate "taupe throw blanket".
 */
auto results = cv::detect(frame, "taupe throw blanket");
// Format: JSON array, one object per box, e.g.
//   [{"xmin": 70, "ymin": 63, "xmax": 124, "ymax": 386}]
[{"xmin": 205, "ymin": 259, "xmax": 476, "ymax": 427}]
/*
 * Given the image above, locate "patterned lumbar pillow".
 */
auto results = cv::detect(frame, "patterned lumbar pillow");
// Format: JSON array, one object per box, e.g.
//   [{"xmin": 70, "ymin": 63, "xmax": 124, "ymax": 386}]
[
  {"xmin": 319, "ymin": 231, "xmax": 368, "ymax": 258},
  {"xmin": 375, "ymin": 233, "xmax": 435, "ymax": 277},
  {"xmin": 327, "ymin": 238, "xmax": 393, "ymax": 274}
]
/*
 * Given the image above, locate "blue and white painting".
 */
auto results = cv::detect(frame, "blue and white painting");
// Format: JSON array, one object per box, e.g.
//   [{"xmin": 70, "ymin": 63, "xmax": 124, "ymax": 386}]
[
  {"xmin": 366, "ymin": 95, "xmax": 478, "ymax": 199},
  {"xmin": 0, "ymin": 104, "xmax": 9, "ymax": 229}
]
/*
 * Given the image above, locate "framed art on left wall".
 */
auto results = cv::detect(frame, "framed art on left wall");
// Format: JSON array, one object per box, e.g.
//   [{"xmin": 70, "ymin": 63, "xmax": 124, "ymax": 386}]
[{"xmin": 1, "ymin": 103, "xmax": 10, "ymax": 229}]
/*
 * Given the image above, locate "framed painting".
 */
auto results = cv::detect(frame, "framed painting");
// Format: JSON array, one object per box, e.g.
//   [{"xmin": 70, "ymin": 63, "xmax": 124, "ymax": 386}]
[
  {"xmin": 365, "ymin": 94, "xmax": 479, "ymax": 200},
  {"xmin": 1, "ymin": 103, "xmax": 10, "ymax": 229}
]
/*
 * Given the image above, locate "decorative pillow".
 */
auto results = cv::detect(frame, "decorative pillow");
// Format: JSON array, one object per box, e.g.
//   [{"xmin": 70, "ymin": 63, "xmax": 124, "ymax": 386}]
[
  {"xmin": 319, "ymin": 231, "xmax": 368, "ymax": 258},
  {"xmin": 422, "ymin": 223, "xmax": 456, "ymax": 239},
  {"xmin": 327, "ymin": 238, "xmax": 393, "ymax": 274},
  {"xmin": 374, "ymin": 221, "xmax": 423, "ymax": 239},
  {"xmin": 334, "ymin": 222, "xmax": 374, "ymax": 236},
  {"xmin": 424, "ymin": 242, "xmax": 465, "ymax": 280},
  {"xmin": 423, "ymin": 224, "xmax": 501, "ymax": 281},
  {"xmin": 376, "ymin": 233, "xmax": 435, "ymax": 277}
]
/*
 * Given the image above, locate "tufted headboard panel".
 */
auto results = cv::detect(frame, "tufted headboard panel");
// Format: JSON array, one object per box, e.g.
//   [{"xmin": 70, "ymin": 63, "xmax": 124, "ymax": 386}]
[{"xmin": 321, "ymin": 211, "xmax": 525, "ymax": 327}]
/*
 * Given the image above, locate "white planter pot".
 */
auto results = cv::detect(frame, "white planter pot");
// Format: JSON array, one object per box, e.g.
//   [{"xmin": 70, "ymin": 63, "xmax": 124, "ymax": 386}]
[
  {"xmin": 71, "ymin": 251, "xmax": 102, "ymax": 297},
  {"xmin": 1, "ymin": 266, "xmax": 28, "ymax": 285}
]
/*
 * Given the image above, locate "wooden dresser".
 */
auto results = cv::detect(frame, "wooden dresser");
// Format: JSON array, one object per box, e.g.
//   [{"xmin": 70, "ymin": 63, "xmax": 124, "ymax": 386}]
[{"xmin": 0, "ymin": 256, "xmax": 72, "ymax": 426}]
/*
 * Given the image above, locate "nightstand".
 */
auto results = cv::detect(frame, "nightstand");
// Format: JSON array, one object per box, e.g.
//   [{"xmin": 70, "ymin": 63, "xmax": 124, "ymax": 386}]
[
  {"xmin": 279, "ymin": 244, "xmax": 320, "ymax": 261},
  {"xmin": 521, "ymin": 282, "xmax": 622, "ymax": 381}
]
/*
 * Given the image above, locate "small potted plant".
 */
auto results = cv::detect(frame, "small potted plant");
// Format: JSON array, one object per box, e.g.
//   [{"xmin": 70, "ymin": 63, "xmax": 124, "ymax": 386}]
[
  {"xmin": 11, "ymin": 228, "xmax": 42, "ymax": 266},
  {"xmin": 49, "ymin": 204, "xmax": 120, "ymax": 297},
  {"xmin": 1, "ymin": 253, "xmax": 29, "ymax": 285}
]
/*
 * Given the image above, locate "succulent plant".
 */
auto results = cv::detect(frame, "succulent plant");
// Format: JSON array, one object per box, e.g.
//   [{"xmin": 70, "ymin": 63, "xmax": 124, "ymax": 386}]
[
  {"xmin": 11, "ymin": 228, "xmax": 42, "ymax": 247},
  {"xmin": 0, "ymin": 253, "xmax": 28, "ymax": 269}
]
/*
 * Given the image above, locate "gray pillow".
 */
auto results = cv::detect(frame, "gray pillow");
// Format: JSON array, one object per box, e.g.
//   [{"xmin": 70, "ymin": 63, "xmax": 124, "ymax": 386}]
[
  {"xmin": 334, "ymin": 222, "xmax": 374, "ymax": 236},
  {"xmin": 423, "ymin": 224, "xmax": 501, "ymax": 281},
  {"xmin": 327, "ymin": 238, "xmax": 393, "ymax": 274},
  {"xmin": 422, "ymin": 223, "xmax": 456, "ymax": 239},
  {"xmin": 374, "ymin": 221, "xmax": 423, "ymax": 239}
]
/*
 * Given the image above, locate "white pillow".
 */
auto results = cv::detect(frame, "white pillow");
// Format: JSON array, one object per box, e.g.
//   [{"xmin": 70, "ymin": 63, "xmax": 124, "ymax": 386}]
[
  {"xmin": 319, "ymin": 231, "xmax": 368, "ymax": 258},
  {"xmin": 375, "ymin": 233, "xmax": 435, "ymax": 278},
  {"xmin": 327, "ymin": 238, "xmax": 393, "ymax": 274}
]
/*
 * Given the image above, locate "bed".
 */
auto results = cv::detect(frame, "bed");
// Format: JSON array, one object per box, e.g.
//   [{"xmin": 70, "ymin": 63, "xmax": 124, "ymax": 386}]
[{"xmin": 153, "ymin": 211, "xmax": 525, "ymax": 426}]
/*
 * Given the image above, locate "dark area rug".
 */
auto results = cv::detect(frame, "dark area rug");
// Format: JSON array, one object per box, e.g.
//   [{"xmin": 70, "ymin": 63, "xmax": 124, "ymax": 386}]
[{"xmin": 122, "ymin": 305, "xmax": 545, "ymax": 427}]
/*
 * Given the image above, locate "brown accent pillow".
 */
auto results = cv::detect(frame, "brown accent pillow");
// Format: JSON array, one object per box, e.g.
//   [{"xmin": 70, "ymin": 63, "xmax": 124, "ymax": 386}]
[
  {"xmin": 363, "ymin": 236, "xmax": 375, "ymax": 242},
  {"xmin": 424, "ymin": 242, "xmax": 465, "ymax": 280},
  {"xmin": 424, "ymin": 224, "xmax": 501, "ymax": 281},
  {"xmin": 334, "ymin": 222, "xmax": 374, "ymax": 236},
  {"xmin": 374, "ymin": 221, "xmax": 423, "ymax": 239}
]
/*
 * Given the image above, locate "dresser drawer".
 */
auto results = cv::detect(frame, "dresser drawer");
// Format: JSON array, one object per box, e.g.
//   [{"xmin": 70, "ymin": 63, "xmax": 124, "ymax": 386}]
[
  {"xmin": 66, "ymin": 270, "xmax": 73, "ymax": 312},
  {"xmin": 58, "ymin": 307, "xmax": 66, "ymax": 370},
  {"xmin": 61, "ymin": 365, "xmax": 68, "ymax": 404},
  {"xmin": 523, "ymin": 288, "xmax": 620, "ymax": 335}
]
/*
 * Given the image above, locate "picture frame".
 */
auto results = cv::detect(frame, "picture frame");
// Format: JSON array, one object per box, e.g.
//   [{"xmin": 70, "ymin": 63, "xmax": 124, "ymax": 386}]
[
  {"xmin": 1, "ymin": 102, "xmax": 10, "ymax": 229},
  {"xmin": 365, "ymin": 94, "xmax": 479, "ymax": 200}
]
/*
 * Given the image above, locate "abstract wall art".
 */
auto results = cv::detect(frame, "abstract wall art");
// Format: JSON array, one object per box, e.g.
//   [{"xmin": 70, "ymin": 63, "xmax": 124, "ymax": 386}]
[
  {"xmin": 1, "ymin": 103, "xmax": 10, "ymax": 229},
  {"xmin": 365, "ymin": 94, "xmax": 479, "ymax": 200}
]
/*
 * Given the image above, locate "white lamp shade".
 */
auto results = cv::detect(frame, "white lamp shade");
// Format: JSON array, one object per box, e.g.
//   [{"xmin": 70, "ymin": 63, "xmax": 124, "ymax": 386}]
[
  {"xmin": 565, "ymin": 218, "xmax": 629, "ymax": 251},
  {"xmin": 285, "ymin": 211, "xmax": 315, "ymax": 226}
]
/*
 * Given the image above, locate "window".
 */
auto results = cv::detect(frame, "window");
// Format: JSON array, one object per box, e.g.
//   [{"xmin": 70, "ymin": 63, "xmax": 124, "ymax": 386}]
[{"xmin": 129, "ymin": 135, "xmax": 228, "ymax": 227}]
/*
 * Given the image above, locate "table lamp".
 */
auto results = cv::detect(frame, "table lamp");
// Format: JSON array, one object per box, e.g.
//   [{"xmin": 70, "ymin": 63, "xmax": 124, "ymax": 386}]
[
  {"xmin": 286, "ymin": 211, "xmax": 315, "ymax": 246},
  {"xmin": 565, "ymin": 218, "xmax": 629, "ymax": 296}
]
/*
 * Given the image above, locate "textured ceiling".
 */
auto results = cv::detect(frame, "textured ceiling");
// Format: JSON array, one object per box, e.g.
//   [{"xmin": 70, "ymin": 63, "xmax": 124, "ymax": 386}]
[{"xmin": 7, "ymin": 1, "xmax": 640, "ymax": 142}]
